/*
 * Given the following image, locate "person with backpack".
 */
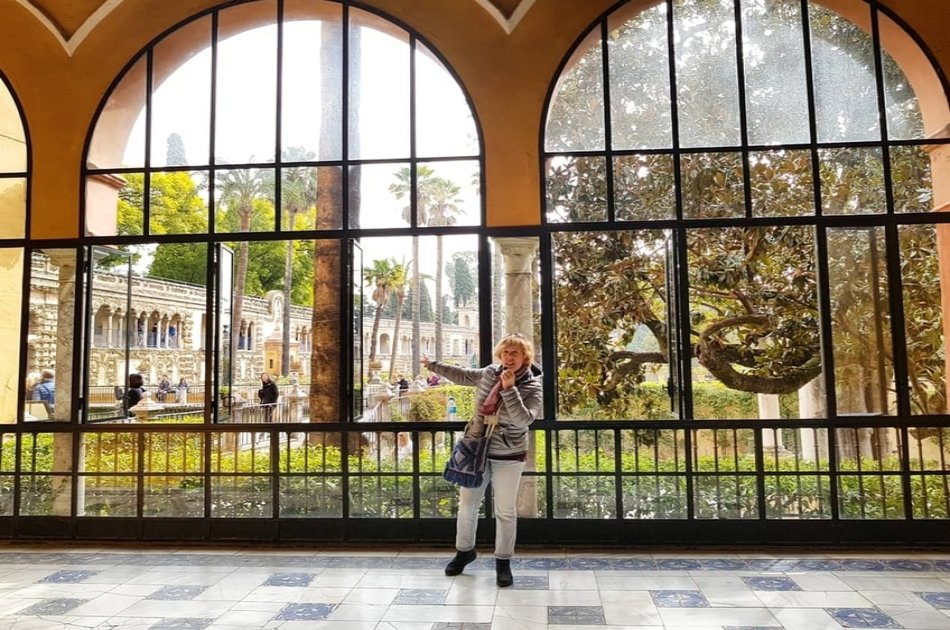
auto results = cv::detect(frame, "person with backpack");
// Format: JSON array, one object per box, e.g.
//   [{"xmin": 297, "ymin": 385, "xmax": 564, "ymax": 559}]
[{"xmin": 32, "ymin": 369, "xmax": 55, "ymax": 413}]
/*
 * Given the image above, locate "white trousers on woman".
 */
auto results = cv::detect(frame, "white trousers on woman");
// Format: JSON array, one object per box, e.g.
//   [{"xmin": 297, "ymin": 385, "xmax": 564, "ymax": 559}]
[{"xmin": 455, "ymin": 458, "xmax": 525, "ymax": 559}]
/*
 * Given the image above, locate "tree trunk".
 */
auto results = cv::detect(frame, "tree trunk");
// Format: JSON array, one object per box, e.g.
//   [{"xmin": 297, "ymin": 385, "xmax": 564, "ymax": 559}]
[
  {"xmin": 411, "ymin": 237, "xmax": 421, "ymax": 371},
  {"xmin": 231, "ymin": 208, "xmax": 251, "ymax": 374},
  {"xmin": 389, "ymin": 293, "xmax": 405, "ymax": 380},
  {"xmin": 435, "ymin": 234, "xmax": 443, "ymax": 361},
  {"xmin": 309, "ymin": 20, "xmax": 345, "ymax": 426},
  {"xmin": 281, "ymin": 209, "xmax": 296, "ymax": 376}
]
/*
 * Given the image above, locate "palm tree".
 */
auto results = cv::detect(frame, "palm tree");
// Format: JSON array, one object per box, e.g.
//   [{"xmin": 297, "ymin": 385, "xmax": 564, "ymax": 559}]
[
  {"xmin": 390, "ymin": 166, "xmax": 463, "ymax": 364},
  {"xmin": 364, "ymin": 257, "xmax": 398, "ymax": 370},
  {"xmin": 386, "ymin": 260, "xmax": 409, "ymax": 379},
  {"xmin": 280, "ymin": 147, "xmax": 318, "ymax": 375},
  {"xmin": 424, "ymin": 177, "xmax": 463, "ymax": 361},
  {"xmin": 216, "ymin": 166, "xmax": 265, "ymax": 367}
]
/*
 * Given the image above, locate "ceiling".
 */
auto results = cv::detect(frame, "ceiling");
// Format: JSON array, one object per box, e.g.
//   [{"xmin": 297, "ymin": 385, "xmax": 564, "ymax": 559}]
[{"xmin": 17, "ymin": 0, "xmax": 535, "ymax": 55}]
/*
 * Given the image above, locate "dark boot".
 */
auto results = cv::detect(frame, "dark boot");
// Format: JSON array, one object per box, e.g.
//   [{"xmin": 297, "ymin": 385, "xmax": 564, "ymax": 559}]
[
  {"xmin": 444, "ymin": 549, "xmax": 477, "ymax": 576},
  {"xmin": 495, "ymin": 558, "xmax": 513, "ymax": 587}
]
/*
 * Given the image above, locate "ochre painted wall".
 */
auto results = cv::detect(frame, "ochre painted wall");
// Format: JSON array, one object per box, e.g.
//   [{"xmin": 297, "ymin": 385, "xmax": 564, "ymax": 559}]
[{"xmin": 0, "ymin": 0, "xmax": 947, "ymax": 236}]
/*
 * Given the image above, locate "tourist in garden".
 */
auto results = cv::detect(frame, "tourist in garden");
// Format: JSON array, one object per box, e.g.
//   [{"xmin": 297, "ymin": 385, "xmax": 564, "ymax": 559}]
[
  {"xmin": 156, "ymin": 375, "xmax": 172, "ymax": 402},
  {"xmin": 422, "ymin": 332, "xmax": 542, "ymax": 588},
  {"xmin": 32, "ymin": 369, "xmax": 56, "ymax": 411},
  {"xmin": 258, "ymin": 372, "xmax": 279, "ymax": 421},
  {"xmin": 176, "ymin": 377, "xmax": 188, "ymax": 403},
  {"xmin": 125, "ymin": 373, "xmax": 145, "ymax": 417}
]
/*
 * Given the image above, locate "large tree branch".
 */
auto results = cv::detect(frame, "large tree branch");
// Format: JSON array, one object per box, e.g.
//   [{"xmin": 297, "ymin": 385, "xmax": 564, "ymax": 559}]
[{"xmin": 696, "ymin": 314, "xmax": 822, "ymax": 394}]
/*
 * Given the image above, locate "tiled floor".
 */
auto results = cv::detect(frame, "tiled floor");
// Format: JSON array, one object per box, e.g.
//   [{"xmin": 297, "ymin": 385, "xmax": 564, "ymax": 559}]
[{"xmin": 0, "ymin": 546, "xmax": 949, "ymax": 628}]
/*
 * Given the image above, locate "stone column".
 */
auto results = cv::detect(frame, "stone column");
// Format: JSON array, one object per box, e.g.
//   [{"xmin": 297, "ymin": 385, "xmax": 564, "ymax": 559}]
[
  {"xmin": 44, "ymin": 250, "xmax": 82, "ymax": 515},
  {"xmin": 798, "ymin": 376, "xmax": 828, "ymax": 463},
  {"xmin": 498, "ymin": 238, "xmax": 537, "ymax": 338},
  {"xmin": 105, "ymin": 310, "xmax": 113, "ymax": 348},
  {"xmin": 497, "ymin": 238, "xmax": 540, "ymax": 518}
]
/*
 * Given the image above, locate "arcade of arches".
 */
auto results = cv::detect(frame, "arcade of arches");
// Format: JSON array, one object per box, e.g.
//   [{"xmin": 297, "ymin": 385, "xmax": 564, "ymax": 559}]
[{"xmin": 1, "ymin": 0, "xmax": 950, "ymax": 545}]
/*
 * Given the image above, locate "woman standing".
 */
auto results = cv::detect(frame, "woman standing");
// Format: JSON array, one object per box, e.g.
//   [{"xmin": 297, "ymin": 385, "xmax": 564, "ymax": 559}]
[
  {"xmin": 258, "ymin": 373, "xmax": 279, "ymax": 422},
  {"xmin": 422, "ymin": 333, "xmax": 542, "ymax": 587}
]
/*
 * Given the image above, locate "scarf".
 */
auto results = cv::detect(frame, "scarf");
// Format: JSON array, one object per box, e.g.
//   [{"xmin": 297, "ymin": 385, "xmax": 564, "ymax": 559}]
[{"xmin": 479, "ymin": 373, "xmax": 504, "ymax": 416}]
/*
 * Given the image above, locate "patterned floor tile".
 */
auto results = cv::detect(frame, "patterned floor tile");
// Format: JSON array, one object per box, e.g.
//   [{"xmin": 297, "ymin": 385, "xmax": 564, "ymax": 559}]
[
  {"xmin": 264, "ymin": 572, "xmax": 315, "ymax": 587},
  {"xmin": 827, "ymin": 607, "xmax": 902, "ymax": 628},
  {"xmin": 393, "ymin": 588, "xmax": 448, "ymax": 605},
  {"xmin": 511, "ymin": 575, "xmax": 549, "ymax": 590},
  {"xmin": 651, "ymin": 590, "xmax": 710, "ymax": 608},
  {"xmin": 148, "ymin": 585, "xmax": 208, "ymax": 600},
  {"xmin": 148, "ymin": 619, "xmax": 214, "ymax": 629},
  {"xmin": 742, "ymin": 576, "xmax": 801, "ymax": 591},
  {"xmin": 39, "ymin": 570, "xmax": 100, "ymax": 583},
  {"xmin": 547, "ymin": 605, "xmax": 606, "ymax": 625},
  {"xmin": 274, "ymin": 602, "xmax": 336, "ymax": 621},
  {"xmin": 916, "ymin": 591, "xmax": 950, "ymax": 609},
  {"xmin": 432, "ymin": 624, "xmax": 493, "ymax": 630},
  {"xmin": 19, "ymin": 598, "xmax": 88, "ymax": 615}
]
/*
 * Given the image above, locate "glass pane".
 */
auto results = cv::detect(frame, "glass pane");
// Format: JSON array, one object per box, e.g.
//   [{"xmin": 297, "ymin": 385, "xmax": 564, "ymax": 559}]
[
  {"xmin": 86, "ymin": 173, "xmax": 142, "ymax": 238},
  {"xmin": 891, "ymin": 144, "xmax": 932, "ymax": 214},
  {"xmin": 279, "ymin": 163, "xmax": 318, "ymax": 233},
  {"xmin": 151, "ymin": 16, "xmax": 212, "ymax": 167},
  {"xmin": 349, "ymin": 162, "xmax": 410, "ymax": 229},
  {"xmin": 692, "ymin": 429, "xmax": 758, "ymax": 518},
  {"xmin": 0, "ymin": 83, "xmax": 25, "ymax": 172},
  {"xmin": 545, "ymin": 156, "xmax": 607, "ymax": 223},
  {"xmin": 360, "ymin": 234, "xmax": 479, "ymax": 384},
  {"xmin": 0, "ymin": 249, "xmax": 22, "ymax": 424},
  {"xmin": 809, "ymin": 3, "xmax": 880, "ymax": 143},
  {"xmin": 215, "ymin": 168, "xmax": 276, "ymax": 234},
  {"xmin": 899, "ymin": 224, "xmax": 946, "ymax": 415},
  {"xmin": 148, "ymin": 171, "xmax": 210, "ymax": 235},
  {"xmin": 89, "ymin": 56, "xmax": 146, "ymax": 169},
  {"xmin": 87, "ymin": 247, "xmax": 131, "ymax": 423},
  {"xmin": 279, "ymin": 431, "xmax": 342, "ymax": 517},
  {"xmin": 826, "ymin": 228, "xmax": 894, "ymax": 416},
  {"xmin": 908, "ymin": 427, "xmax": 950, "ymax": 518},
  {"xmin": 607, "ymin": 3, "xmax": 672, "ymax": 150},
  {"xmin": 213, "ymin": 239, "xmax": 314, "ymax": 420},
  {"xmin": 554, "ymin": 230, "xmax": 674, "ymax": 420},
  {"xmin": 545, "ymin": 29, "xmax": 605, "ymax": 152},
  {"xmin": 416, "ymin": 160, "xmax": 480, "ymax": 228},
  {"xmin": 120, "ymin": 242, "xmax": 209, "ymax": 422},
  {"xmin": 879, "ymin": 13, "xmax": 926, "ymax": 140},
  {"xmin": 621, "ymin": 429, "xmax": 688, "ymax": 519},
  {"xmin": 688, "ymin": 227, "xmax": 821, "ymax": 419},
  {"xmin": 680, "ymin": 152, "xmax": 745, "ymax": 219},
  {"xmin": 749, "ymin": 150, "xmax": 814, "ymax": 217},
  {"xmin": 762, "ymin": 427, "xmax": 832, "ymax": 519},
  {"xmin": 613, "ymin": 154, "xmax": 675, "ymax": 221},
  {"xmin": 818, "ymin": 147, "xmax": 885, "ymax": 215},
  {"xmin": 415, "ymin": 42, "xmax": 479, "ymax": 158},
  {"xmin": 673, "ymin": 0, "xmax": 741, "ymax": 148},
  {"xmin": 282, "ymin": 1, "xmax": 342, "ymax": 160},
  {"xmin": 0, "ymin": 178, "xmax": 26, "ymax": 238},
  {"xmin": 741, "ymin": 0, "xmax": 810, "ymax": 145},
  {"xmin": 349, "ymin": 8, "xmax": 409, "ymax": 160},
  {"xmin": 835, "ymin": 426, "xmax": 904, "ymax": 519},
  {"xmin": 20, "ymin": 433, "xmax": 72, "ymax": 516},
  {"xmin": 28, "ymin": 249, "xmax": 78, "ymax": 422},
  {"xmin": 215, "ymin": 1, "xmax": 278, "ymax": 164}
]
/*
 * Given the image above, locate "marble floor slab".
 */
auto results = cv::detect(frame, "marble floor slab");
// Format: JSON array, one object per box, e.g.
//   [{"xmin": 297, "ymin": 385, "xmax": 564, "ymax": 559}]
[{"xmin": 0, "ymin": 545, "xmax": 948, "ymax": 628}]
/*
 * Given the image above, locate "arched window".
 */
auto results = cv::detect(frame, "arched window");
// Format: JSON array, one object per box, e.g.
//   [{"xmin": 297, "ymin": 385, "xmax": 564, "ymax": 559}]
[
  {"xmin": 0, "ymin": 72, "xmax": 28, "ymax": 424},
  {"xmin": 544, "ymin": 0, "xmax": 950, "ymax": 521},
  {"xmin": 83, "ymin": 0, "xmax": 482, "ymax": 426}
]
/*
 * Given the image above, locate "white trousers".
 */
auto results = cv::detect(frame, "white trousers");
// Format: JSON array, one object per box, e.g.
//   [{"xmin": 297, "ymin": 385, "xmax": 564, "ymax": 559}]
[{"xmin": 455, "ymin": 457, "xmax": 525, "ymax": 559}]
